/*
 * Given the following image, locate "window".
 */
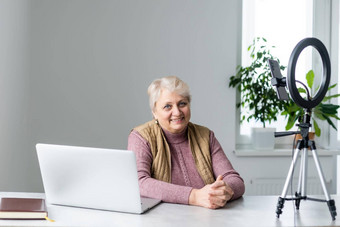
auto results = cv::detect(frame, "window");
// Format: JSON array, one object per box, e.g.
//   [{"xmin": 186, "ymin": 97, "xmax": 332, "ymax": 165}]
[{"xmin": 240, "ymin": 0, "xmax": 335, "ymax": 148}]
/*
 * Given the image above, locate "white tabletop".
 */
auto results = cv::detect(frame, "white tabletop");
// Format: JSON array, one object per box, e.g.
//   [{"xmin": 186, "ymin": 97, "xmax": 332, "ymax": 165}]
[{"xmin": 0, "ymin": 192, "xmax": 339, "ymax": 227}]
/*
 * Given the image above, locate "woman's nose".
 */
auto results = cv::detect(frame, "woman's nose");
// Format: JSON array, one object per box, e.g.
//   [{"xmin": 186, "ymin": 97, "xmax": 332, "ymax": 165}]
[{"xmin": 172, "ymin": 105, "xmax": 181, "ymax": 115}]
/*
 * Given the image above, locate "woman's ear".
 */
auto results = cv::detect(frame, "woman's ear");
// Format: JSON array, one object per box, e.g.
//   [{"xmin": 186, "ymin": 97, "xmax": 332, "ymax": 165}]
[{"xmin": 152, "ymin": 110, "xmax": 157, "ymax": 119}]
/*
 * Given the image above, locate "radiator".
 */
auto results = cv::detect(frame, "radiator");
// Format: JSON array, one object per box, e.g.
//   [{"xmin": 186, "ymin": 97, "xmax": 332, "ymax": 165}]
[{"xmin": 248, "ymin": 177, "xmax": 332, "ymax": 195}]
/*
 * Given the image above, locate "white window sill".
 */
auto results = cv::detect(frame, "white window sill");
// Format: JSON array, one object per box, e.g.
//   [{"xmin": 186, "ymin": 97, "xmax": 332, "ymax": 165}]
[{"xmin": 234, "ymin": 144, "xmax": 340, "ymax": 157}]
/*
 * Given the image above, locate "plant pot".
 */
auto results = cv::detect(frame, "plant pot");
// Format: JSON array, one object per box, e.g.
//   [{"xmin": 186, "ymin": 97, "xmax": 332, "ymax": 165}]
[{"xmin": 251, "ymin": 127, "xmax": 276, "ymax": 150}]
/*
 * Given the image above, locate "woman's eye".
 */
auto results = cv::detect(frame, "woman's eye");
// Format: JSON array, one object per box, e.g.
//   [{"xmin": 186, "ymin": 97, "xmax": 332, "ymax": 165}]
[
  {"xmin": 179, "ymin": 102, "xmax": 187, "ymax": 107},
  {"xmin": 164, "ymin": 104, "xmax": 171, "ymax": 109}
]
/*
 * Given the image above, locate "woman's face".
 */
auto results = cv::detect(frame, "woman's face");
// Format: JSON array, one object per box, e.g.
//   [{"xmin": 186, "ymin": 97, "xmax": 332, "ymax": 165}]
[{"xmin": 152, "ymin": 89, "xmax": 191, "ymax": 134}]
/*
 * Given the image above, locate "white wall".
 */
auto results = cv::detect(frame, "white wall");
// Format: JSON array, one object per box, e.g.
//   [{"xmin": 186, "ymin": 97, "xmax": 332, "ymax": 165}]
[{"xmin": 0, "ymin": 0, "xmax": 242, "ymax": 192}]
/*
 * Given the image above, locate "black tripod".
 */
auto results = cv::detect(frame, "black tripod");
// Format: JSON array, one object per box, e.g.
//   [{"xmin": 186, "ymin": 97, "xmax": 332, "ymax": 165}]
[{"xmin": 275, "ymin": 109, "xmax": 337, "ymax": 220}]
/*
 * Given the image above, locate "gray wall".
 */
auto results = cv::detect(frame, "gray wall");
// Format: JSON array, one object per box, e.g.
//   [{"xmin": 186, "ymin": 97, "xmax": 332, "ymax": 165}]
[
  {"xmin": 0, "ymin": 1, "xmax": 32, "ymax": 191},
  {"xmin": 0, "ymin": 0, "xmax": 242, "ymax": 192}
]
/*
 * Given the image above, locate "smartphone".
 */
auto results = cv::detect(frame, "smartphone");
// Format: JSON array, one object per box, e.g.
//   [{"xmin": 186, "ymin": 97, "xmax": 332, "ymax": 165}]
[{"xmin": 268, "ymin": 59, "xmax": 289, "ymax": 100}]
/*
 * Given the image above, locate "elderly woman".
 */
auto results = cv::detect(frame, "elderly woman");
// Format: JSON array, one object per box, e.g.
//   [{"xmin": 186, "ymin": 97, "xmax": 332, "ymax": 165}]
[{"xmin": 128, "ymin": 76, "xmax": 245, "ymax": 209}]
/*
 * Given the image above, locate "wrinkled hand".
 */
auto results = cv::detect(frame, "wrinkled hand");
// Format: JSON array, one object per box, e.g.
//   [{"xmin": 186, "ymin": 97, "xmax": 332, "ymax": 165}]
[{"xmin": 189, "ymin": 175, "xmax": 234, "ymax": 209}]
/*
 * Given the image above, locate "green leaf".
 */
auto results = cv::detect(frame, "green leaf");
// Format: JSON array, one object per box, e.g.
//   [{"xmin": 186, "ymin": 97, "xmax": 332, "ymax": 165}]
[
  {"xmin": 319, "ymin": 103, "xmax": 340, "ymax": 114},
  {"xmin": 328, "ymin": 83, "xmax": 337, "ymax": 91},
  {"xmin": 324, "ymin": 113, "xmax": 340, "ymax": 120},
  {"xmin": 306, "ymin": 70, "xmax": 314, "ymax": 89},
  {"xmin": 281, "ymin": 110, "xmax": 288, "ymax": 116},
  {"xmin": 298, "ymin": 88, "xmax": 307, "ymax": 94},
  {"xmin": 286, "ymin": 103, "xmax": 300, "ymax": 113},
  {"xmin": 313, "ymin": 119, "xmax": 321, "ymax": 137},
  {"xmin": 323, "ymin": 94, "xmax": 340, "ymax": 102},
  {"xmin": 285, "ymin": 114, "xmax": 297, "ymax": 130},
  {"xmin": 323, "ymin": 114, "xmax": 337, "ymax": 130},
  {"xmin": 314, "ymin": 111, "xmax": 326, "ymax": 121}
]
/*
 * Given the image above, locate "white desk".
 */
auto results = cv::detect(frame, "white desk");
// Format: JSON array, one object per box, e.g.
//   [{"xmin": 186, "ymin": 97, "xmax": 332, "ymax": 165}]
[{"xmin": 0, "ymin": 192, "xmax": 339, "ymax": 226}]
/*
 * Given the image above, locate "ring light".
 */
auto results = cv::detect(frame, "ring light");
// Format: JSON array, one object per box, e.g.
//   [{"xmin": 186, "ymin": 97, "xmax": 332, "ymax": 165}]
[{"xmin": 287, "ymin": 37, "xmax": 331, "ymax": 109}]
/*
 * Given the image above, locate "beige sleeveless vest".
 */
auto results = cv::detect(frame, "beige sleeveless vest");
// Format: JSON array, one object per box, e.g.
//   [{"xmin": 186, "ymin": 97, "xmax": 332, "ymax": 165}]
[{"xmin": 133, "ymin": 120, "xmax": 215, "ymax": 185}]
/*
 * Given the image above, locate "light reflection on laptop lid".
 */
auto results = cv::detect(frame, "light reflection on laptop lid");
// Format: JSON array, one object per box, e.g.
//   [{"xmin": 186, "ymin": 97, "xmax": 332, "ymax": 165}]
[{"xmin": 36, "ymin": 143, "xmax": 161, "ymax": 214}]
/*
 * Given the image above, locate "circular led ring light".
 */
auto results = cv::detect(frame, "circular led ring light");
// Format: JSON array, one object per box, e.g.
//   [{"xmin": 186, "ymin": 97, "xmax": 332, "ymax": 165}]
[{"xmin": 287, "ymin": 37, "xmax": 331, "ymax": 109}]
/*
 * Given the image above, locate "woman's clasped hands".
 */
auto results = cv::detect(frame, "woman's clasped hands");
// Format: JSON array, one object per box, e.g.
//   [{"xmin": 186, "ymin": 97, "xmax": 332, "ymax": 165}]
[{"xmin": 189, "ymin": 175, "xmax": 234, "ymax": 209}]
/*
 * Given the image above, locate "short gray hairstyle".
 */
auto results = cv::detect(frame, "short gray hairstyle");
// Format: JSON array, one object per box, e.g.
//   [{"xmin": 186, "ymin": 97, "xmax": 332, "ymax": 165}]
[{"xmin": 147, "ymin": 76, "xmax": 191, "ymax": 111}]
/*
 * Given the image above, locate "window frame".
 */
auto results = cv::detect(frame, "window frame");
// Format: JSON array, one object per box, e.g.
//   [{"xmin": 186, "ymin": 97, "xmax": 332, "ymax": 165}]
[
  {"xmin": 237, "ymin": 0, "xmax": 336, "ymax": 149},
  {"xmin": 329, "ymin": 0, "xmax": 340, "ymax": 149}
]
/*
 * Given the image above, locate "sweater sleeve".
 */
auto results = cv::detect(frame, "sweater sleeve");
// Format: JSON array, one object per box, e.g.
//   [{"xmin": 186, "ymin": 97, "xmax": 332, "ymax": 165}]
[
  {"xmin": 209, "ymin": 131, "xmax": 245, "ymax": 200},
  {"xmin": 127, "ymin": 130, "xmax": 193, "ymax": 204}
]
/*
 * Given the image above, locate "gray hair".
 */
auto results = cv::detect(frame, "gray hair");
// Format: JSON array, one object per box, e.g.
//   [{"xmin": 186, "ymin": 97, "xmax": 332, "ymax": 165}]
[{"xmin": 147, "ymin": 76, "xmax": 191, "ymax": 111}]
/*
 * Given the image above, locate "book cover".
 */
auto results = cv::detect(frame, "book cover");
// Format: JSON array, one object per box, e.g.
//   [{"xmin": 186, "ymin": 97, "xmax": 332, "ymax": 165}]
[{"xmin": 0, "ymin": 197, "xmax": 48, "ymax": 220}]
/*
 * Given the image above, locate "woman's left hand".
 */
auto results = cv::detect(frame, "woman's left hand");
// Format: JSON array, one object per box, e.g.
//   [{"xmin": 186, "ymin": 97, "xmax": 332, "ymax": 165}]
[
  {"xmin": 189, "ymin": 175, "xmax": 234, "ymax": 209},
  {"xmin": 209, "ymin": 175, "xmax": 234, "ymax": 208}
]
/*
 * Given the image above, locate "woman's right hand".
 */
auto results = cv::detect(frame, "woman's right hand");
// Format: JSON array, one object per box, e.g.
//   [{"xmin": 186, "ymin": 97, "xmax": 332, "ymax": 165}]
[{"xmin": 189, "ymin": 175, "xmax": 234, "ymax": 209}]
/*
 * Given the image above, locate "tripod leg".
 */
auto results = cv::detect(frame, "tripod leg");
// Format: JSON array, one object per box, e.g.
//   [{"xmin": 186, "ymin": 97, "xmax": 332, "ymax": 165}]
[
  {"xmin": 295, "ymin": 148, "xmax": 308, "ymax": 210},
  {"xmin": 280, "ymin": 148, "xmax": 301, "ymax": 198},
  {"xmin": 295, "ymin": 158, "xmax": 303, "ymax": 210},
  {"xmin": 276, "ymin": 197, "xmax": 285, "ymax": 218},
  {"xmin": 295, "ymin": 148, "xmax": 307, "ymax": 210},
  {"xmin": 311, "ymin": 148, "xmax": 337, "ymax": 220},
  {"xmin": 301, "ymin": 148, "xmax": 308, "ymax": 197},
  {"xmin": 276, "ymin": 147, "xmax": 301, "ymax": 218},
  {"xmin": 327, "ymin": 200, "xmax": 337, "ymax": 221},
  {"xmin": 295, "ymin": 192, "xmax": 301, "ymax": 210},
  {"xmin": 296, "ymin": 155, "xmax": 303, "ymax": 195}
]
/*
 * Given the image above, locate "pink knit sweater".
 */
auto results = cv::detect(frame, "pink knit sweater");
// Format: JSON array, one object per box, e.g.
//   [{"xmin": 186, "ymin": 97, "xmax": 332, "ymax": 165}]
[{"xmin": 127, "ymin": 126, "xmax": 245, "ymax": 204}]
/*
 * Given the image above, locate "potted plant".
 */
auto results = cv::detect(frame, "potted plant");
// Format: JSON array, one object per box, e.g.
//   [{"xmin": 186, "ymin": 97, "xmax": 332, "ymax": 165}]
[
  {"xmin": 282, "ymin": 69, "xmax": 340, "ymax": 137},
  {"xmin": 229, "ymin": 37, "xmax": 286, "ymax": 150}
]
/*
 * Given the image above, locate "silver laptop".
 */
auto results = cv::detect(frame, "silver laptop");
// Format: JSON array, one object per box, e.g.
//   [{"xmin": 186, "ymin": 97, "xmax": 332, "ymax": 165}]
[{"xmin": 36, "ymin": 143, "xmax": 161, "ymax": 214}]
